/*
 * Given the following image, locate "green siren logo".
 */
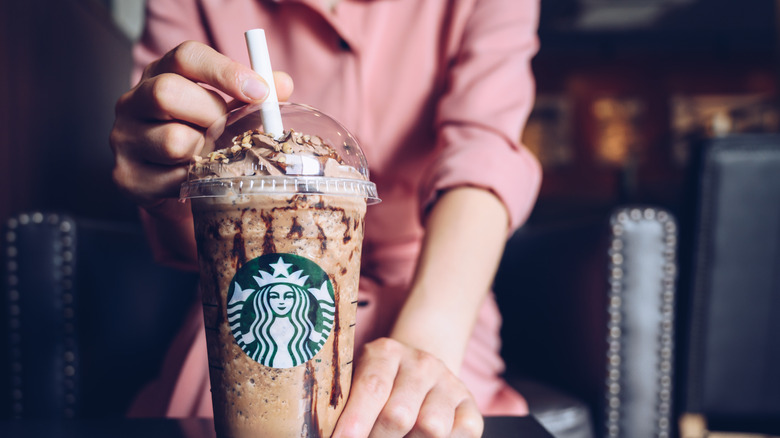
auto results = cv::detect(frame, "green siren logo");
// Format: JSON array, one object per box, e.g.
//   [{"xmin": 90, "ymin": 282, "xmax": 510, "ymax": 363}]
[{"xmin": 227, "ymin": 253, "xmax": 335, "ymax": 368}]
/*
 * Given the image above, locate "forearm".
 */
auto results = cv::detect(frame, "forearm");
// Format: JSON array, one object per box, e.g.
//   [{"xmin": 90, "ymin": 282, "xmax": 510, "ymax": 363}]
[{"xmin": 389, "ymin": 187, "xmax": 509, "ymax": 372}]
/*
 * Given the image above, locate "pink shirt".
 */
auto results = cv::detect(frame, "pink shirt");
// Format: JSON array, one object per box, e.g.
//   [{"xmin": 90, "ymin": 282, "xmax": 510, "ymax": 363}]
[{"xmin": 131, "ymin": 0, "xmax": 541, "ymax": 417}]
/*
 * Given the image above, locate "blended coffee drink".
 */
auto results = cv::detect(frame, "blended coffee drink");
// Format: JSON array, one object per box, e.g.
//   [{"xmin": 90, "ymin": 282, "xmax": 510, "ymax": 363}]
[{"xmin": 181, "ymin": 103, "xmax": 379, "ymax": 437}]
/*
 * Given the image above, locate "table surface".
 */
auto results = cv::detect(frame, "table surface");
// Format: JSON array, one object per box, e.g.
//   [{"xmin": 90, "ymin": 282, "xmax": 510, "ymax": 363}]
[{"xmin": 1, "ymin": 416, "xmax": 553, "ymax": 437}]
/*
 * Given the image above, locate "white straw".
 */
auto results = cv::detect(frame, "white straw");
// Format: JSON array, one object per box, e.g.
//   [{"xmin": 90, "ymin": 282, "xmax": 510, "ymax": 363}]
[{"xmin": 245, "ymin": 29, "xmax": 284, "ymax": 139}]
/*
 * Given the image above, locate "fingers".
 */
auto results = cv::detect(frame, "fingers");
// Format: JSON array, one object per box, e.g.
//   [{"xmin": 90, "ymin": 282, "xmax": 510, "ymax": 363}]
[
  {"xmin": 110, "ymin": 118, "xmax": 204, "ymax": 206},
  {"xmin": 405, "ymin": 385, "xmax": 457, "ymax": 438},
  {"xmin": 120, "ymin": 73, "xmax": 228, "ymax": 127},
  {"xmin": 111, "ymin": 113, "xmax": 205, "ymax": 163},
  {"xmin": 371, "ymin": 350, "xmax": 440, "ymax": 437},
  {"xmin": 273, "ymin": 70, "xmax": 294, "ymax": 102},
  {"xmin": 127, "ymin": 42, "xmax": 293, "ymax": 126},
  {"xmin": 112, "ymin": 154, "xmax": 190, "ymax": 205},
  {"xmin": 143, "ymin": 41, "xmax": 269, "ymax": 103},
  {"xmin": 333, "ymin": 338, "xmax": 482, "ymax": 438},
  {"xmin": 451, "ymin": 399, "xmax": 484, "ymax": 438},
  {"xmin": 403, "ymin": 374, "xmax": 482, "ymax": 438},
  {"xmin": 224, "ymin": 70, "xmax": 293, "ymax": 112},
  {"xmin": 334, "ymin": 339, "xmax": 401, "ymax": 438},
  {"xmin": 110, "ymin": 40, "xmax": 296, "ymax": 208}
]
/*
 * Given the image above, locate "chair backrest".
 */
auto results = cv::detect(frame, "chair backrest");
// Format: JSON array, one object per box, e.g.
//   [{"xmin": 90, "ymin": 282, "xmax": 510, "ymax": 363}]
[
  {"xmin": 606, "ymin": 208, "xmax": 677, "ymax": 438},
  {"xmin": 682, "ymin": 135, "xmax": 780, "ymax": 434},
  {"xmin": 1, "ymin": 212, "xmax": 199, "ymax": 419},
  {"xmin": 495, "ymin": 206, "xmax": 678, "ymax": 438}
]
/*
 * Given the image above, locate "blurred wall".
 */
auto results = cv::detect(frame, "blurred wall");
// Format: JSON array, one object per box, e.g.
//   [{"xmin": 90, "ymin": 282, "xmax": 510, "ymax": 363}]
[
  {"xmin": 0, "ymin": 0, "xmax": 138, "ymax": 223},
  {"xmin": 526, "ymin": 0, "xmax": 778, "ymax": 223}
]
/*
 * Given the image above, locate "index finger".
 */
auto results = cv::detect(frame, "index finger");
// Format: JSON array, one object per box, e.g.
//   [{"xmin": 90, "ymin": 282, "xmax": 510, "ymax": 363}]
[{"xmin": 143, "ymin": 41, "xmax": 269, "ymax": 104}]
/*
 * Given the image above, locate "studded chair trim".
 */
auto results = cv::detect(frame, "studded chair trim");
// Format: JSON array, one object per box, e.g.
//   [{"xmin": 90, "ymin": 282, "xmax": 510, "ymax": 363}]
[
  {"xmin": 605, "ymin": 207, "xmax": 677, "ymax": 438},
  {"xmin": 4, "ymin": 212, "xmax": 80, "ymax": 419}
]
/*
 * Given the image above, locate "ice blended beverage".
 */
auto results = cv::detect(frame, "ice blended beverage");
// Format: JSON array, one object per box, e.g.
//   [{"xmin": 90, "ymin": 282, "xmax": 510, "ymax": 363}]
[{"xmin": 180, "ymin": 102, "xmax": 379, "ymax": 437}]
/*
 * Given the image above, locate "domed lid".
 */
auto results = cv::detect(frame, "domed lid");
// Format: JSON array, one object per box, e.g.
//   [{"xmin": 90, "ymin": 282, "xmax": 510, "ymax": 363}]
[{"xmin": 180, "ymin": 102, "xmax": 379, "ymax": 203}]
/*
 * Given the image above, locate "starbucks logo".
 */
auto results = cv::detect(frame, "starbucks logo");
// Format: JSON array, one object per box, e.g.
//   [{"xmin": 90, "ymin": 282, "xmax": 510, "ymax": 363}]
[{"xmin": 227, "ymin": 253, "xmax": 335, "ymax": 368}]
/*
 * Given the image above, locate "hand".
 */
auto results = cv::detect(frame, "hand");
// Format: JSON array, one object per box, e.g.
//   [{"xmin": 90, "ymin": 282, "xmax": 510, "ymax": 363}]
[
  {"xmin": 334, "ymin": 338, "xmax": 484, "ymax": 438},
  {"xmin": 110, "ymin": 40, "xmax": 294, "ymax": 210}
]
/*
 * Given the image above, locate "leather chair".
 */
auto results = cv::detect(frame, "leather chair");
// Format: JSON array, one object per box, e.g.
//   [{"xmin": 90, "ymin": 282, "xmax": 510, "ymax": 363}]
[
  {"xmin": 679, "ymin": 135, "xmax": 780, "ymax": 435},
  {"xmin": 0, "ymin": 213, "xmax": 199, "ymax": 418},
  {"xmin": 496, "ymin": 206, "xmax": 679, "ymax": 438}
]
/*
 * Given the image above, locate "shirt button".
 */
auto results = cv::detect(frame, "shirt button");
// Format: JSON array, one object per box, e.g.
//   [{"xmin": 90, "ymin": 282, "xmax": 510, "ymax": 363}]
[{"xmin": 338, "ymin": 38, "xmax": 351, "ymax": 51}]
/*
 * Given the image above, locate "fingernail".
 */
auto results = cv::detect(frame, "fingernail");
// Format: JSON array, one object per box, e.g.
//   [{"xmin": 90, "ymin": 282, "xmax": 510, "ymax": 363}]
[{"xmin": 241, "ymin": 77, "xmax": 268, "ymax": 100}]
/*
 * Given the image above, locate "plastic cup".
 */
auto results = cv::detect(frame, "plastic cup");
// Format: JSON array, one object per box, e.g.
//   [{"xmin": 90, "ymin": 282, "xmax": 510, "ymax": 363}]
[{"xmin": 180, "ymin": 102, "xmax": 379, "ymax": 437}]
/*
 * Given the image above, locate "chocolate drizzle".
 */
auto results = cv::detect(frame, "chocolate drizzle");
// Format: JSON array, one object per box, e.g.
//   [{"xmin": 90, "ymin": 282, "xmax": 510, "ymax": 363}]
[
  {"xmin": 232, "ymin": 219, "xmax": 247, "ymax": 268},
  {"xmin": 316, "ymin": 224, "xmax": 327, "ymax": 254},
  {"xmin": 287, "ymin": 217, "xmax": 304, "ymax": 239},
  {"xmin": 303, "ymin": 362, "xmax": 320, "ymax": 437},
  {"xmin": 202, "ymin": 220, "xmax": 225, "ymax": 325},
  {"xmin": 330, "ymin": 274, "xmax": 342, "ymax": 408},
  {"xmin": 341, "ymin": 216, "xmax": 352, "ymax": 244},
  {"xmin": 261, "ymin": 211, "xmax": 277, "ymax": 254}
]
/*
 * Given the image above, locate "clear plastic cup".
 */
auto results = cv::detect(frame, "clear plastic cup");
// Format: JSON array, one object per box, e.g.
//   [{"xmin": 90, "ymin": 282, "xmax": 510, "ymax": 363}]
[{"xmin": 181, "ymin": 102, "xmax": 379, "ymax": 438}]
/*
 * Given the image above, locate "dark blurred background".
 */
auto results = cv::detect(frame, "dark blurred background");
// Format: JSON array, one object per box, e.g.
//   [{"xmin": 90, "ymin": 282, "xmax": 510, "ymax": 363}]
[
  {"xmin": 0, "ymin": 0, "xmax": 139, "ymax": 223},
  {"xmin": 527, "ymin": 0, "xmax": 779, "ymax": 224},
  {"xmin": 1, "ymin": 0, "xmax": 778, "ymax": 225}
]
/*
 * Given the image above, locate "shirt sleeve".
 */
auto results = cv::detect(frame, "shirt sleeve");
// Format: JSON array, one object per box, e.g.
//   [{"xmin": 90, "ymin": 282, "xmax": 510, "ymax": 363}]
[
  {"xmin": 420, "ymin": 0, "xmax": 542, "ymax": 231},
  {"xmin": 132, "ymin": 0, "xmax": 211, "ymax": 84}
]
